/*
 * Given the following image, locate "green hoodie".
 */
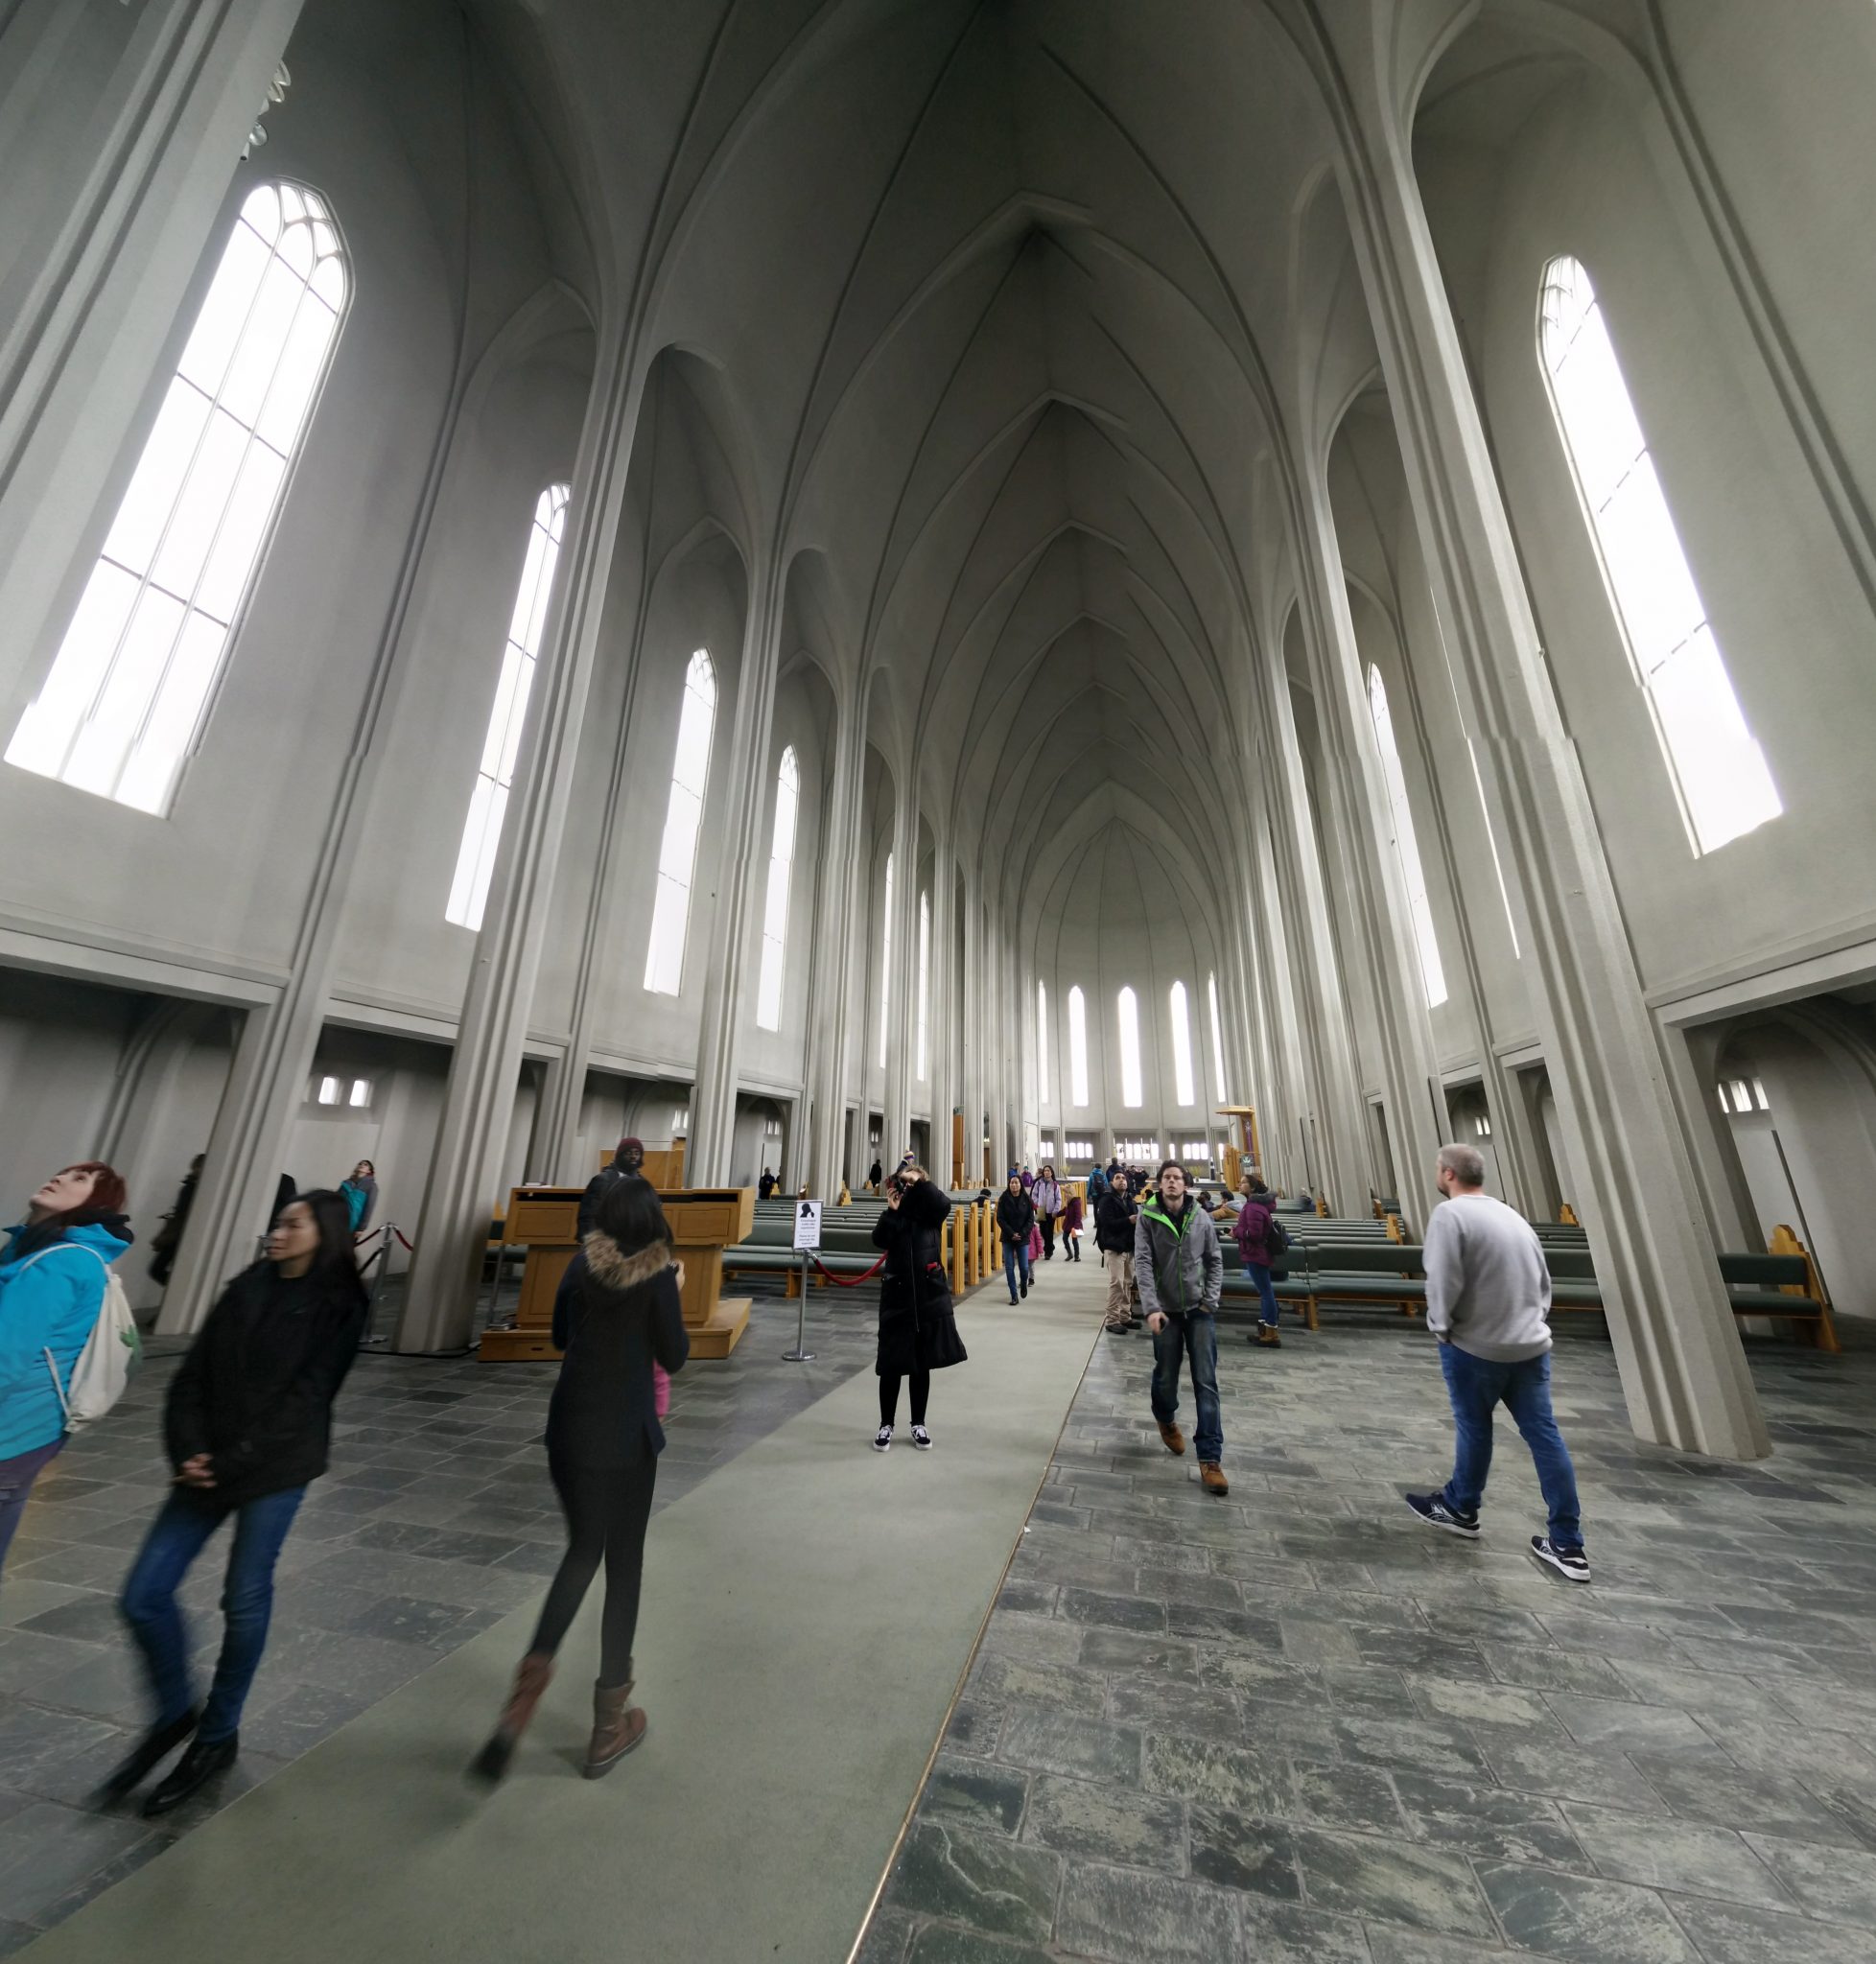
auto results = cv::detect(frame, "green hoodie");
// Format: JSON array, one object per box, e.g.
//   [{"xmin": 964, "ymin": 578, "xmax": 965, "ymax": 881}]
[{"xmin": 1134, "ymin": 1194, "xmax": 1223, "ymax": 1320}]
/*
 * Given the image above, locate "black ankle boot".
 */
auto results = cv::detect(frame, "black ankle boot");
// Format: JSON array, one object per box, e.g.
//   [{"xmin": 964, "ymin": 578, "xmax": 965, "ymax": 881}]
[
  {"xmin": 143, "ymin": 1732, "xmax": 239, "ymax": 1817},
  {"xmin": 96, "ymin": 1707, "xmax": 200, "ymax": 1803}
]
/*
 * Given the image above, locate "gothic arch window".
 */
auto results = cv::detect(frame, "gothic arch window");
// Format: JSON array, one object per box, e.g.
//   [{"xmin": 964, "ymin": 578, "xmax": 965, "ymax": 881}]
[
  {"xmin": 8, "ymin": 182, "xmax": 349, "ymax": 812},
  {"xmin": 1538, "ymin": 254, "xmax": 1779, "ymax": 853},
  {"xmin": 644, "ymin": 648, "xmax": 716, "ymax": 994},
  {"xmin": 1207, "ymin": 971, "xmax": 1227, "ymax": 1104},
  {"xmin": 1169, "ymin": 981, "xmax": 1196, "ymax": 1108},
  {"xmin": 446, "ymin": 484, "xmax": 570, "ymax": 929},
  {"xmin": 755, "ymin": 744, "xmax": 799, "ymax": 1029},
  {"xmin": 1367, "ymin": 664, "xmax": 1448, "ymax": 1008},
  {"xmin": 1117, "ymin": 986, "xmax": 1143, "ymax": 1109},
  {"xmin": 1067, "ymin": 985, "xmax": 1090, "ymax": 1108}
]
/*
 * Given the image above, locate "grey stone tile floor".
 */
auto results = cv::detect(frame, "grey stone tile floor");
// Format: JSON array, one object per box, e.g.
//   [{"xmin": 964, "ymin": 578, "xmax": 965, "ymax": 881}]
[
  {"xmin": 869, "ymin": 1308, "xmax": 1876, "ymax": 1964},
  {"xmin": 0, "ymin": 1273, "xmax": 878, "ymax": 1953}
]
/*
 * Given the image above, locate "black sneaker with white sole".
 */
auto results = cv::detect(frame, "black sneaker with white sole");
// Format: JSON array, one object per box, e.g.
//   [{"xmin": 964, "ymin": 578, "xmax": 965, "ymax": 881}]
[
  {"xmin": 1529, "ymin": 1535, "xmax": 1590, "ymax": 1582},
  {"xmin": 1403, "ymin": 1491, "xmax": 1482, "ymax": 1538},
  {"xmin": 910, "ymin": 1426, "xmax": 932, "ymax": 1450},
  {"xmin": 872, "ymin": 1426, "xmax": 892, "ymax": 1452}
]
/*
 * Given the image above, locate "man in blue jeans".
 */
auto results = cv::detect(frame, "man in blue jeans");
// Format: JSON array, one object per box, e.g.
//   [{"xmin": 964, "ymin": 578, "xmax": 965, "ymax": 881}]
[
  {"xmin": 1137, "ymin": 1161, "xmax": 1229, "ymax": 1496},
  {"xmin": 1405, "ymin": 1144, "xmax": 1589, "ymax": 1581}
]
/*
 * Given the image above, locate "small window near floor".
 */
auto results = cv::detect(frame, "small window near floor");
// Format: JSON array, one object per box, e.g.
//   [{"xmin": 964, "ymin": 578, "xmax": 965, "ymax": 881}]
[
  {"xmin": 348, "ymin": 1078, "xmax": 371, "ymax": 1110},
  {"xmin": 672, "ymin": 1106, "xmax": 690, "ymax": 1134},
  {"xmin": 315, "ymin": 1076, "xmax": 340, "ymax": 1106},
  {"xmin": 1476, "ymin": 1114, "xmax": 1492, "ymax": 1138}
]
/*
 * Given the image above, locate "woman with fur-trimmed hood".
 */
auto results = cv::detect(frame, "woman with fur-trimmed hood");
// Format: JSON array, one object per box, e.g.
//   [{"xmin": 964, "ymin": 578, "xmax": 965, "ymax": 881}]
[{"xmin": 474, "ymin": 1174, "xmax": 688, "ymax": 1785}]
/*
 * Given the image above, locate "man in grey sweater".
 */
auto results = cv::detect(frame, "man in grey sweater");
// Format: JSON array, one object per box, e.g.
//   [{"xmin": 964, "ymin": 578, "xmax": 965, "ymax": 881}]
[{"xmin": 1404, "ymin": 1144, "xmax": 1589, "ymax": 1581}]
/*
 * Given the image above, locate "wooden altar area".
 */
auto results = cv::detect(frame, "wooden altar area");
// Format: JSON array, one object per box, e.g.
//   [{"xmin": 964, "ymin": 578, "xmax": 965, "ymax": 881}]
[{"xmin": 478, "ymin": 1181, "xmax": 756, "ymax": 1361}]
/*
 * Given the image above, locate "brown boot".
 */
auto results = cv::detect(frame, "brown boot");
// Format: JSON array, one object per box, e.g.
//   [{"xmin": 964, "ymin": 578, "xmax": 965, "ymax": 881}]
[
  {"xmin": 1201, "ymin": 1461, "xmax": 1230, "ymax": 1497},
  {"xmin": 1158, "ymin": 1420, "xmax": 1186, "ymax": 1456},
  {"xmin": 584, "ymin": 1676, "xmax": 646, "ymax": 1778},
  {"xmin": 1257, "ymin": 1324, "xmax": 1282, "ymax": 1347},
  {"xmin": 470, "ymin": 1650, "xmax": 553, "ymax": 1782}
]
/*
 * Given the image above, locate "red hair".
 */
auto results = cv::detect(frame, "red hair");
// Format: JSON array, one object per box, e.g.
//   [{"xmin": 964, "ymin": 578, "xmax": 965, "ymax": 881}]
[{"xmin": 59, "ymin": 1161, "xmax": 128, "ymax": 1215}]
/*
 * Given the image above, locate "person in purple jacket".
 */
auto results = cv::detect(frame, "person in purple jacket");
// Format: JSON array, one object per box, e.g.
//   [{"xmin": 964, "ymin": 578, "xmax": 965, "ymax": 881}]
[{"xmin": 1232, "ymin": 1174, "xmax": 1282, "ymax": 1347}]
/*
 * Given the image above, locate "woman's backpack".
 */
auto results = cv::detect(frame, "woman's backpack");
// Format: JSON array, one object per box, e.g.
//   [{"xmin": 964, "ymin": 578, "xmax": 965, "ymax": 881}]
[{"xmin": 23, "ymin": 1244, "xmax": 141, "ymax": 1426}]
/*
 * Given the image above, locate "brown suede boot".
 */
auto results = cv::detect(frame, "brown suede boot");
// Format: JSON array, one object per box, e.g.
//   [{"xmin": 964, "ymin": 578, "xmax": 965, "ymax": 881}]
[
  {"xmin": 1158, "ymin": 1420, "xmax": 1186, "ymax": 1456},
  {"xmin": 470, "ymin": 1650, "xmax": 553, "ymax": 1782},
  {"xmin": 584, "ymin": 1676, "xmax": 646, "ymax": 1778},
  {"xmin": 1201, "ymin": 1461, "xmax": 1230, "ymax": 1496}
]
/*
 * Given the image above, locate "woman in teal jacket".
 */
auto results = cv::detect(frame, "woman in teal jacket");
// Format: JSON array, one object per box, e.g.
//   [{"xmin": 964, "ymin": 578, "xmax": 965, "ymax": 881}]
[{"xmin": 0, "ymin": 1160, "xmax": 132, "ymax": 1571}]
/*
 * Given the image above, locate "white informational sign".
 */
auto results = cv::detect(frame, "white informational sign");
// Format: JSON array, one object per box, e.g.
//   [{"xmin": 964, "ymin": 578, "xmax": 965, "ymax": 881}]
[{"xmin": 792, "ymin": 1200, "xmax": 823, "ymax": 1251}]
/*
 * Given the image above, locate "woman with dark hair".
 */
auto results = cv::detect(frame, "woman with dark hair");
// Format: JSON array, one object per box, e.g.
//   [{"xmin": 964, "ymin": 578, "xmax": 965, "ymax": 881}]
[
  {"xmin": 338, "ymin": 1158, "xmax": 377, "ymax": 1234},
  {"xmin": 1233, "ymin": 1173, "xmax": 1283, "ymax": 1347},
  {"xmin": 0, "ymin": 1162, "xmax": 132, "ymax": 1572},
  {"xmin": 106, "ymin": 1190, "xmax": 366, "ymax": 1816},
  {"xmin": 1032, "ymin": 1164, "xmax": 1063, "ymax": 1261},
  {"xmin": 870, "ymin": 1164, "xmax": 966, "ymax": 1451},
  {"xmin": 475, "ymin": 1172, "xmax": 687, "ymax": 1783}
]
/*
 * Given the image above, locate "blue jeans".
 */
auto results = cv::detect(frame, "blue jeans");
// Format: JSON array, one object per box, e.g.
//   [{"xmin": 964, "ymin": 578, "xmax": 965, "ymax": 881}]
[
  {"xmin": 1151, "ymin": 1312, "xmax": 1223, "ymax": 1462},
  {"xmin": 0, "ymin": 1438, "xmax": 64, "ymax": 1573},
  {"xmin": 1002, "ymin": 1238, "xmax": 1031, "ymax": 1298},
  {"xmin": 1439, "ymin": 1344, "xmax": 1583, "ymax": 1550},
  {"xmin": 1246, "ymin": 1262, "xmax": 1279, "ymax": 1326},
  {"xmin": 121, "ymin": 1485, "xmax": 306, "ymax": 1742}
]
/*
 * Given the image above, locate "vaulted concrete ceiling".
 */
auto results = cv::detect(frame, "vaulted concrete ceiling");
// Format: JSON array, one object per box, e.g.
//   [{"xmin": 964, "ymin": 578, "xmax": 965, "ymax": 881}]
[{"xmin": 466, "ymin": 0, "xmax": 1363, "ymax": 947}]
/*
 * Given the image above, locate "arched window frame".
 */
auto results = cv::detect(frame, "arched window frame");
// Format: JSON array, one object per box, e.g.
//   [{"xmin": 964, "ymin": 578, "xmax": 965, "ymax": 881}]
[
  {"xmin": 1169, "ymin": 980, "xmax": 1195, "ymax": 1108},
  {"xmin": 1067, "ymin": 985, "xmax": 1090, "ymax": 1108},
  {"xmin": 8, "ymin": 181, "xmax": 350, "ymax": 814},
  {"xmin": 1367, "ymin": 663, "xmax": 1448, "ymax": 1009},
  {"xmin": 1117, "ymin": 986, "xmax": 1143, "ymax": 1110},
  {"xmin": 1537, "ymin": 253, "xmax": 1779, "ymax": 854},
  {"xmin": 755, "ymin": 744, "xmax": 800, "ymax": 1030},
  {"xmin": 446, "ymin": 483, "xmax": 570, "ymax": 930},
  {"xmin": 644, "ymin": 648, "xmax": 716, "ymax": 994}
]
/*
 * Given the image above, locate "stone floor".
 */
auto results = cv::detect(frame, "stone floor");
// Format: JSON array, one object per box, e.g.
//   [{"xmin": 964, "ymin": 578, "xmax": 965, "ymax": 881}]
[
  {"xmin": 868, "ymin": 1310, "xmax": 1876, "ymax": 1964},
  {"xmin": 0, "ymin": 1278, "xmax": 879, "ymax": 1953}
]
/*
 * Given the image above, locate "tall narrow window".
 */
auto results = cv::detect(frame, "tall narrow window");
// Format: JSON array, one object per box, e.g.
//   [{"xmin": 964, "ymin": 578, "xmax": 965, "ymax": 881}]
[
  {"xmin": 755, "ymin": 745, "xmax": 799, "ymax": 1029},
  {"xmin": 915, "ymin": 890, "xmax": 930, "ymax": 1080},
  {"xmin": 644, "ymin": 649, "xmax": 716, "ymax": 994},
  {"xmin": 1207, "ymin": 972, "xmax": 1227, "ymax": 1104},
  {"xmin": 1169, "ymin": 981, "xmax": 1195, "ymax": 1107},
  {"xmin": 1539, "ymin": 255, "xmax": 1779, "ymax": 853},
  {"xmin": 446, "ymin": 484, "xmax": 570, "ymax": 928},
  {"xmin": 1368, "ymin": 665, "xmax": 1448, "ymax": 1008},
  {"xmin": 1117, "ymin": 987, "xmax": 1143, "ymax": 1109},
  {"xmin": 1067, "ymin": 985, "xmax": 1089, "ymax": 1108},
  {"xmin": 1037, "ymin": 981, "xmax": 1049, "ymax": 1104},
  {"xmin": 877, "ymin": 853, "xmax": 894, "ymax": 1069},
  {"xmin": 8, "ymin": 183, "xmax": 349, "ymax": 813}
]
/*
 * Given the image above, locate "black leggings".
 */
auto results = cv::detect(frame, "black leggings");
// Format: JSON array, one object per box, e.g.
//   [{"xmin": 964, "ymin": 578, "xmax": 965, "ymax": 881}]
[
  {"xmin": 530, "ymin": 1450, "xmax": 657, "ymax": 1688},
  {"xmin": 879, "ymin": 1370, "xmax": 930, "ymax": 1428}
]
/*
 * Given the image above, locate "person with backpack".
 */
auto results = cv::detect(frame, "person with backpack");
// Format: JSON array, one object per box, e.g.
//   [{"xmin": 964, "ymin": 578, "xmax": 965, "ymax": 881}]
[
  {"xmin": 106, "ymin": 1189, "xmax": 366, "ymax": 1816},
  {"xmin": 1094, "ymin": 1172, "xmax": 1138, "ymax": 1331},
  {"xmin": 0, "ymin": 1161, "xmax": 133, "ymax": 1573},
  {"xmin": 1232, "ymin": 1173, "xmax": 1287, "ymax": 1348}
]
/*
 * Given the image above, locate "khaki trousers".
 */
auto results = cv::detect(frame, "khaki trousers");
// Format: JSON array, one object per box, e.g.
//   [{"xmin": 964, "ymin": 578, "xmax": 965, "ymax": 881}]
[{"xmin": 1104, "ymin": 1253, "xmax": 1135, "ymax": 1326}]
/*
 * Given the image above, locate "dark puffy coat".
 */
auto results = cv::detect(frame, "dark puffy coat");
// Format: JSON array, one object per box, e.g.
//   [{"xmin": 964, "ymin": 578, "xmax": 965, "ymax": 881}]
[
  {"xmin": 1093, "ymin": 1188, "xmax": 1137, "ymax": 1254},
  {"xmin": 871, "ymin": 1181, "xmax": 967, "ymax": 1376},
  {"xmin": 548, "ymin": 1234, "xmax": 689, "ymax": 1467},
  {"xmin": 165, "ymin": 1261, "xmax": 367, "ymax": 1504},
  {"xmin": 995, "ymin": 1189, "xmax": 1035, "ymax": 1245}
]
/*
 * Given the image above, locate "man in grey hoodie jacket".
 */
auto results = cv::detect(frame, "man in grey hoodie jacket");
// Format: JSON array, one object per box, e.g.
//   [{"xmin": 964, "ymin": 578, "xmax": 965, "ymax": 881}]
[{"xmin": 1404, "ymin": 1145, "xmax": 1589, "ymax": 1581}]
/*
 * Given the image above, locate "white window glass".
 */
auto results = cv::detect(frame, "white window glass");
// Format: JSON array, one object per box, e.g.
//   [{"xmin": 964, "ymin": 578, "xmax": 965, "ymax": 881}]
[
  {"xmin": 1368, "ymin": 666, "xmax": 1448, "ymax": 1008},
  {"xmin": 644, "ymin": 650, "xmax": 717, "ymax": 994},
  {"xmin": 1117, "ymin": 987, "xmax": 1143, "ymax": 1108},
  {"xmin": 916, "ymin": 890, "xmax": 930, "ymax": 1080},
  {"xmin": 1539, "ymin": 256, "xmax": 1779, "ymax": 853},
  {"xmin": 316, "ymin": 1076, "xmax": 340, "ymax": 1106},
  {"xmin": 1040, "ymin": 1137, "xmax": 1055, "ymax": 1158},
  {"xmin": 1466, "ymin": 739, "xmax": 1521, "ymax": 958},
  {"xmin": 755, "ymin": 745, "xmax": 799, "ymax": 1029},
  {"xmin": 445, "ymin": 485, "xmax": 570, "ymax": 929},
  {"xmin": 348, "ymin": 1078, "xmax": 371, "ymax": 1109},
  {"xmin": 9, "ymin": 184, "xmax": 349, "ymax": 813},
  {"xmin": 1208, "ymin": 972, "xmax": 1226, "ymax": 1104},
  {"xmin": 1067, "ymin": 986, "xmax": 1090, "ymax": 1107},
  {"xmin": 1169, "ymin": 980, "xmax": 1195, "ymax": 1107},
  {"xmin": 877, "ymin": 853, "xmax": 894, "ymax": 1069},
  {"xmin": 1752, "ymin": 1078, "xmax": 1769, "ymax": 1111},
  {"xmin": 1037, "ymin": 981, "xmax": 1049, "ymax": 1105}
]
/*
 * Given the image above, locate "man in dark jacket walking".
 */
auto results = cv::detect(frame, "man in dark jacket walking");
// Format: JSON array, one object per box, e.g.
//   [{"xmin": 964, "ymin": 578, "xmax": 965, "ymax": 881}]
[
  {"xmin": 1094, "ymin": 1173, "xmax": 1138, "ymax": 1331},
  {"xmin": 1137, "ymin": 1161, "xmax": 1228, "ymax": 1494}
]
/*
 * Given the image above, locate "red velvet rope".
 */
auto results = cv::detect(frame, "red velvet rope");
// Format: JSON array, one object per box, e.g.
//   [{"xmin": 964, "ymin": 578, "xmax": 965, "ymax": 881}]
[
  {"xmin": 809, "ymin": 1253, "xmax": 886, "ymax": 1286},
  {"xmin": 394, "ymin": 1228, "xmax": 415, "ymax": 1251}
]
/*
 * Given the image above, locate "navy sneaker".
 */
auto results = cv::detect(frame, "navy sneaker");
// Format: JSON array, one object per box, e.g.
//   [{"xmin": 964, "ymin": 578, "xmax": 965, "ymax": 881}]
[
  {"xmin": 873, "ymin": 1426, "xmax": 892, "ymax": 1453},
  {"xmin": 1530, "ymin": 1536, "xmax": 1591, "ymax": 1582},
  {"xmin": 1403, "ymin": 1491, "xmax": 1482, "ymax": 1538},
  {"xmin": 910, "ymin": 1426, "xmax": 933, "ymax": 1451}
]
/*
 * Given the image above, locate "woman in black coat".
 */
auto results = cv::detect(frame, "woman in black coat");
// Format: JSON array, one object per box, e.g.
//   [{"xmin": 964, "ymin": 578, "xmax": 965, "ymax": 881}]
[
  {"xmin": 870, "ymin": 1165, "xmax": 966, "ymax": 1452},
  {"xmin": 475, "ymin": 1173, "xmax": 688, "ymax": 1783},
  {"xmin": 110, "ymin": 1189, "xmax": 366, "ymax": 1817}
]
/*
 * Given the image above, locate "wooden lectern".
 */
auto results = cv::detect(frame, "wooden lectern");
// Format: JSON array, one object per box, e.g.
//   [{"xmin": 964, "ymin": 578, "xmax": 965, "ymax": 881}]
[{"xmin": 478, "ymin": 1181, "xmax": 755, "ymax": 1362}]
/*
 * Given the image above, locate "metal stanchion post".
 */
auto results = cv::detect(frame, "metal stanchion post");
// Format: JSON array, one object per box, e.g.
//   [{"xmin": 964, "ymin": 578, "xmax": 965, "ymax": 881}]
[{"xmin": 783, "ymin": 1247, "xmax": 815, "ymax": 1362}]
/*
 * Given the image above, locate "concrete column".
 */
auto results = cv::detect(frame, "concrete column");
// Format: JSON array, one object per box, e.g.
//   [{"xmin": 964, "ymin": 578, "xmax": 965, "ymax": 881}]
[
  {"xmin": 1323, "ymin": 2, "xmax": 1767, "ymax": 1454},
  {"xmin": 880, "ymin": 783, "xmax": 917, "ymax": 1170},
  {"xmin": 961, "ymin": 863, "xmax": 985, "ymax": 1184},
  {"xmin": 929, "ymin": 829, "xmax": 955, "ymax": 1181},
  {"xmin": 808, "ymin": 690, "xmax": 863, "ymax": 1198}
]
